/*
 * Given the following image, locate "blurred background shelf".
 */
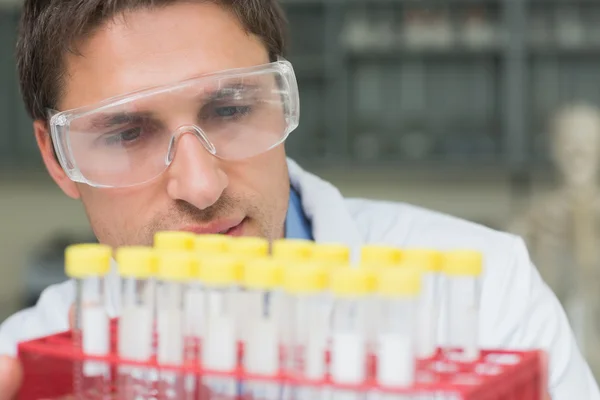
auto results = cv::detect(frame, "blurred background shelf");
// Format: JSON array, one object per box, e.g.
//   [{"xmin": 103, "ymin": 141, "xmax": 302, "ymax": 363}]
[
  {"xmin": 1, "ymin": 0, "xmax": 599, "ymax": 174},
  {"xmin": 1, "ymin": 0, "xmax": 600, "ymax": 323}
]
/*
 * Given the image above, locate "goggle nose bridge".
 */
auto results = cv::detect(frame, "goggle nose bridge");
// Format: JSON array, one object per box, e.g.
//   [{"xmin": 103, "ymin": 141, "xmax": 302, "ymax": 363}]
[{"xmin": 165, "ymin": 125, "xmax": 217, "ymax": 165}]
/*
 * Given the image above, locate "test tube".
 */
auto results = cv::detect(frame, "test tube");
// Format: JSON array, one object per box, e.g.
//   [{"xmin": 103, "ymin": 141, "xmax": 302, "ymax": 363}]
[
  {"xmin": 272, "ymin": 239, "xmax": 314, "ymax": 260},
  {"xmin": 311, "ymin": 243, "xmax": 351, "ymax": 265},
  {"xmin": 241, "ymin": 258, "xmax": 285, "ymax": 400},
  {"xmin": 65, "ymin": 244, "xmax": 112, "ymax": 400},
  {"xmin": 283, "ymin": 263, "xmax": 329, "ymax": 400},
  {"xmin": 187, "ymin": 234, "xmax": 230, "ymax": 355},
  {"xmin": 229, "ymin": 236, "xmax": 270, "ymax": 259},
  {"xmin": 359, "ymin": 245, "xmax": 402, "ymax": 352},
  {"xmin": 194, "ymin": 233, "xmax": 232, "ymax": 254},
  {"xmin": 228, "ymin": 236, "xmax": 270, "ymax": 339},
  {"xmin": 115, "ymin": 247, "xmax": 157, "ymax": 400},
  {"xmin": 154, "ymin": 231, "xmax": 196, "ymax": 251},
  {"xmin": 374, "ymin": 267, "xmax": 421, "ymax": 398},
  {"xmin": 155, "ymin": 251, "xmax": 195, "ymax": 400},
  {"xmin": 401, "ymin": 250, "xmax": 443, "ymax": 360},
  {"xmin": 443, "ymin": 251, "xmax": 483, "ymax": 363},
  {"xmin": 360, "ymin": 245, "xmax": 402, "ymax": 267},
  {"xmin": 329, "ymin": 269, "xmax": 372, "ymax": 400},
  {"xmin": 198, "ymin": 254, "xmax": 243, "ymax": 398}
]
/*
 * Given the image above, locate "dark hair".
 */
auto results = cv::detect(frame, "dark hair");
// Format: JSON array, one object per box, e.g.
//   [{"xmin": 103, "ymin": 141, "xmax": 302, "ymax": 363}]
[{"xmin": 16, "ymin": 0, "xmax": 288, "ymax": 121}]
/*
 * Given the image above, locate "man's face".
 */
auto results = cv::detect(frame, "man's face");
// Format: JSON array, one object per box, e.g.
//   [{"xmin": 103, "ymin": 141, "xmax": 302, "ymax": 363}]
[{"xmin": 41, "ymin": 2, "xmax": 290, "ymax": 246}]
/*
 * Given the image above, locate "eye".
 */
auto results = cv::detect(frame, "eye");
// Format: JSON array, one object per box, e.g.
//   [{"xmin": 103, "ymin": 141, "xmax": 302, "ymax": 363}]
[
  {"xmin": 103, "ymin": 127, "xmax": 142, "ymax": 146},
  {"xmin": 120, "ymin": 128, "xmax": 142, "ymax": 141},
  {"xmin": 215, "ymin": 106, "xmax": 251, "ymax": 118}
]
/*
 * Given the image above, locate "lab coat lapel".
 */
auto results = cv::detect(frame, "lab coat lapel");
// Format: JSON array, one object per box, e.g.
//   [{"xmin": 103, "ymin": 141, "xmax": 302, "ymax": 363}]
[{"xmin": 287, "ymin": 159, "xmax": 365, "ymax": 262}]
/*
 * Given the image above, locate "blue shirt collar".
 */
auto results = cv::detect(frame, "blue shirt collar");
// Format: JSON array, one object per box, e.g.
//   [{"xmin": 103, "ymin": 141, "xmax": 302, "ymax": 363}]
[{"xmin": 285, "ymin": 187, "xmax": 313, "ymax": 240}]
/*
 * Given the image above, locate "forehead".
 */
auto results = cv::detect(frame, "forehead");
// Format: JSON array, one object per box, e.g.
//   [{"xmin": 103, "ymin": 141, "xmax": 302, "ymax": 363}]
[{"xmin": 60, "ymin": 2, "xmax": 269, "ymax": 111}]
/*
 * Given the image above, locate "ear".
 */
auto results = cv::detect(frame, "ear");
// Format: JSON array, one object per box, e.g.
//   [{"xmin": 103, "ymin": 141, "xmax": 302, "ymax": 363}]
[{"xmin": 34, "ymin": 120, "xmax": 81, "ymax": 199}]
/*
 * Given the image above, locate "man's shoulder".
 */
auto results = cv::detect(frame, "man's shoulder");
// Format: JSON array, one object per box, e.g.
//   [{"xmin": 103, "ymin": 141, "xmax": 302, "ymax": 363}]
[
  {"xmin": 343, "ymin": 197, "xmax": 517, "ymax": 251},
  {"xmin": 0, "ymin": 280, "xmax": 73, "ymax": 356}
]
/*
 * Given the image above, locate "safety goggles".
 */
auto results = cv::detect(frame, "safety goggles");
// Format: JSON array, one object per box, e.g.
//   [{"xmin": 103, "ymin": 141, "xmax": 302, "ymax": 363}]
[{"xmin": 48, "ymin": 59, "xmax": 300, "ymax": 188}]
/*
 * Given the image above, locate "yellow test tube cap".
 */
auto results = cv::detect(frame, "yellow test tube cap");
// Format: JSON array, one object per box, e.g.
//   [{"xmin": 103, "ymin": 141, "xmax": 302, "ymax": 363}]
[
  {"xmin": 116, "ymin": 246, "xmax": 157, "ymax": 278},
  {"xmin": 198, "ymin": 254, "xmax": 243, "ymax": 286},
  {"xmin": 272, "ymin": 239, "xmax": 314, "ymax": 260},
  {"xmin": 65, "ymin": 243, "xmax": 112, "ymax": 278},
  {"xmin": 443, "ymin": 250, "xmax": 483, "ymax": 276},
  {"xmin": 242, "ymin": 257, "xmax": 284, "ymax": 290},
  {"xmin": 360, "ymin": 245, "xmax": 402, "ymax": 267},
  {"xmin": 376, "ymin": 267, "xmax": 422, "ymax": 297},
  {"xmin": 194, "ymin": 234, "xmax": 231, "ymax": 253},
  {"xmin": 401, "ymin": 249, "xmax": 443, "ymax": 272},
  {"xmin": 312, "ymin": 243, "xmax": 351, "ymax": 264},
  {"xmin": 330, "ymin": 268, "xmax": 372, "ymax": 297},
  {"xmin": 283, "ymin": 262, "xmax": 328, "ymax": 294},
  {"xmin": 229, "ymin": 237, "xmax": 269, "ymax": 258},
  {"xmin": 153, "ymin": 231, "xmax": 195, "ymax": 251},
  {"xmin": 156, "ymin": 250, "xmax": 195, "ymax": 281}
]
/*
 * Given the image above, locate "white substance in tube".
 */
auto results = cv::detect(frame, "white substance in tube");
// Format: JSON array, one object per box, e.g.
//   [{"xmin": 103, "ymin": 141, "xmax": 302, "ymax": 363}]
[
  {"xmin": 416, "ymin": 304, "xmax": 437, "ymax": 359},
  {"xmin": 204, "ymin": 315, "xmax": 236, "ymax": 371},
  {"xmin": 247, "ymin": 319, "xmax": 278, "ymax": 375},
  {"xmin": 377, "ymin": 334, "xmax": 414, "ymax": 387},
  {"xmin": 305, "ymin": 325, "xmax": 327, "ymax": 380},
  {"xmin": 119, "ymin": 306, "xmax": 153, "ymax": 361},
  {"xmin": 331, "ymin": 333, "xmax": 366, "ymax": 384},
  {"xmin": 417, "ymin": 272, "xmax": 439, "ymax": 359},
  {"xmin": 462, "ymin": 307, "xmax": 479, "ymax": 361},
  {"xmin": 184, "ymin": 290, "xmax": 204, "ymax": 338},
  {"xmin": 447, "ymin": 277, "xmax": 479, "ymax": 362},
  {"xmin": 82, "ymin": 305, "xmax": 110, "ymax": 377},
  {"xmin": 158, "ymin": 309, "xmax": 183, "ymax": 365}
]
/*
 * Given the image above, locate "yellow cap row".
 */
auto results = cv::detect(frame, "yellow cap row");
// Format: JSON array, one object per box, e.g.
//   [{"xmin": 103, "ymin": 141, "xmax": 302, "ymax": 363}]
[
  {"xmin": 64, "ymin": 243, "xmax": 417, "ymax": 298},
  {"xmin": 152, "ymin": 232, "xmax": 482, "ymax": 275},
  {"xmin": 153, "ymin": 231, "xmax": 351, "ymax": 263},
  {"xmin": 65, "ymin": 233, "xmax": 482, "ymax": 280}
]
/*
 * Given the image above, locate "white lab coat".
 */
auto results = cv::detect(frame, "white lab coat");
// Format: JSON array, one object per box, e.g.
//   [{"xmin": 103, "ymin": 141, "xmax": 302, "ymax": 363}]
[{"xmin": 0, "ymin": 159, "xmax": 598, "ymax": 399}]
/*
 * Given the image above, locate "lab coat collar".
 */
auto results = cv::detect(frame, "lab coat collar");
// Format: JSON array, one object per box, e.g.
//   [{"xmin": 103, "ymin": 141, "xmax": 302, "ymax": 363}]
[{"xmin": 287, "ymin": 158, "xmax": 364, "ymax": 262}]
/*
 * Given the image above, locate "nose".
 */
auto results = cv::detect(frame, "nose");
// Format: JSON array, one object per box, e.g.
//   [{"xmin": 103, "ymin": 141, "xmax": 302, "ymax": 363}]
[{"xmin": 165, "ymin": 130, "xmax": 228, "ymax": 210}]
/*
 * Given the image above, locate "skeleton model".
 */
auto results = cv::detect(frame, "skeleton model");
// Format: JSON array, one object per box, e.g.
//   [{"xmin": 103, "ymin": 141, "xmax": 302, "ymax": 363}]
[{"xmin": 510, "ymin": 103, "xmax": 600, "ymax": 379}]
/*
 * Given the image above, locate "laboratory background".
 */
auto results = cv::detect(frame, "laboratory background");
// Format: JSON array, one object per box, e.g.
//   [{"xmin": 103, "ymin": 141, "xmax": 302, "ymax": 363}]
[{"xmin": 1, "ymin": 0, "xmax": 600, "ymax": 382}]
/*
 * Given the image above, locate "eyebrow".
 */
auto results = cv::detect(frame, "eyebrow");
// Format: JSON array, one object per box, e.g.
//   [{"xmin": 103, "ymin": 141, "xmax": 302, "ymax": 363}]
[
  {"xmin": 85, "ymin": 111, "xmax": 155, "ymax": 130},
  {"xmin": 84, "ymin": 83, "xmax": 262, "ymax": 129}
]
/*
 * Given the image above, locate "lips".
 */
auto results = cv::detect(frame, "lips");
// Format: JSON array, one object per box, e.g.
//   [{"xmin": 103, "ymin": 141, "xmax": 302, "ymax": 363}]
[{"xmin": 181, "ymin": 218, "xmax": 246, "ymax": 237}]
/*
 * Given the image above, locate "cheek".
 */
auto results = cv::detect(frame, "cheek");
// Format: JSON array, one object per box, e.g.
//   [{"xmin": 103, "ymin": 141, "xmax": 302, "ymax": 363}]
[
  {"xmin": 223, "ymin": 147, "xmax": 289, "ymax": 213},
  {"xmin": 235, "ymin": 147, "xmax": 287, "ymax": 198},
  {"xmin": 78, "ymin": 185, "xmax": 157, "ymax": 246}
]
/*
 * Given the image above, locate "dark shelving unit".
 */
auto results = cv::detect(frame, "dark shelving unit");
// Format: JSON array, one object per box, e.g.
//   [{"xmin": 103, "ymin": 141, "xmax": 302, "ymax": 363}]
[{"xmin": 0, "ymin": 0, "xmax": 599, "ymax": 177}]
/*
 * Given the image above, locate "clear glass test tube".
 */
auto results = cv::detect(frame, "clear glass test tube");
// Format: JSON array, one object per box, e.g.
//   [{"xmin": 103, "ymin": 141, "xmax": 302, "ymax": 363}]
[
  {"xmin": 359, "ymin": 245, "xmax": 402, "ymax": 351},
  {"xmin": 65, "ymin": 244, "xmax": 113, "ymax": 400},
  {"xmin": 330, "ymin": 269, "xmax": 372, "ymax": 400},
  {"xmin": 283, "ymin": 263, "xmax": 329, "ymax": 400},
  {"xmin": 185, "ymin": 254, "xmax": 205, "ymax": 400},
  {"xmin": 401, "ymin": 250, "xmax": 443, "ymax": 360},
  {"xmin": 199, "ymin": 254, "xmax": 243, "ymax": 399},
  {"xmin": 443, "ymin": 251, "xmax": 483, "ymax": 363},
  {"xmin": 227, "ymin": 237, "xmax": 270, "ymax": 342},
  {"xmin": 374, "ymin": 267, "xmax": 422, "ymax": 400},
  {"xmin": 155, "ymin": 251, "xmax": 195, "ymax": 400},
  {"xmin": 242, "ymin": 258, "xmax": 285, "ymax": 400},
  {"xmin": 116, "ymin": 247, "xmax": 157, "ymax": 400}
]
